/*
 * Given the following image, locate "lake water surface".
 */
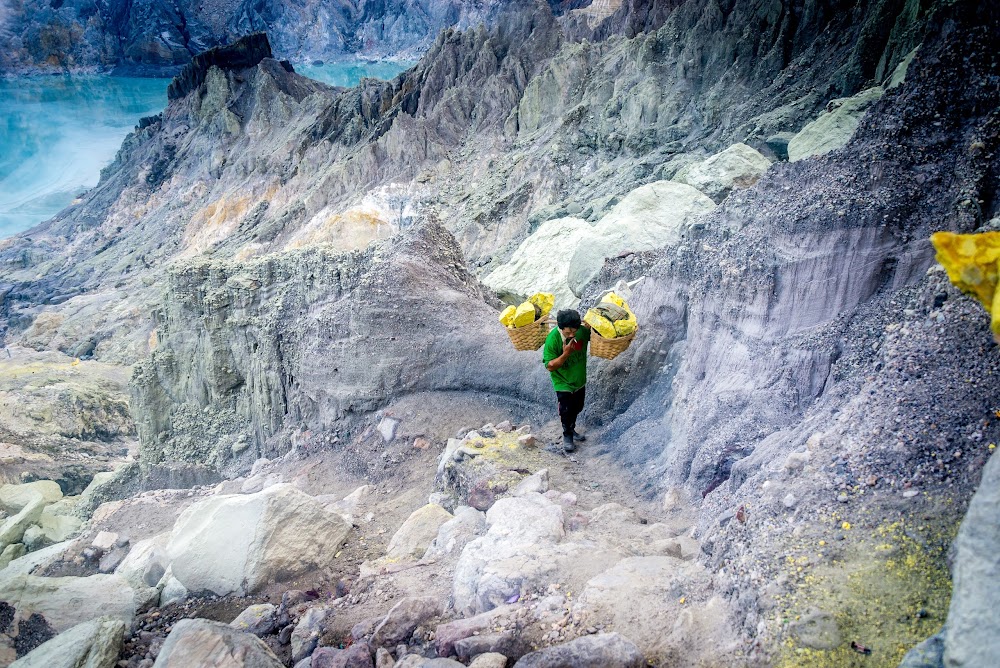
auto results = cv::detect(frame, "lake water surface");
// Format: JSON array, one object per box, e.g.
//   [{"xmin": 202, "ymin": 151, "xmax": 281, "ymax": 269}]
[{"xmin": 0, "ymin": 60, "xmax": 412, "ymax": 239}]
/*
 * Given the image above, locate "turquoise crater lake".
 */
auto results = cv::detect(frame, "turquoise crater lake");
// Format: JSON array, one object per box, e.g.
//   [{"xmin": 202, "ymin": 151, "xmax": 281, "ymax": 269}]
[{"xmin": 0, "ymin": 60, "xmax": 411, "ymax": 240}]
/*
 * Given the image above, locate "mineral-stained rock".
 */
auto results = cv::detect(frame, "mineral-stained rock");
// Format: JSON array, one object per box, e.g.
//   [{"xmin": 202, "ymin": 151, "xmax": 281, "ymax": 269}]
[
  {"xmin": 152, "ymin": 618, "xmax": 284, "ymax": 667},
  {"xmin": 370, "ymin": 597, "xmax": 442, "ymax": 649},
  {"xmin": 164, "ymin": 484, "xmax": 351, "ymax": 595},
  {"xmin": 9, "ymin": 615, "xmax": 125, "ymax": 668},
  {"xmin": 167, "ymin": 34, "xmax": 273, "ymax": 101},
  {"xmin": 943, "ymin": 450, "xmax": 1000, "ymax": 667},
  {"xmin": 312, "ymin": 642, "xmax": 373, "ymax": 668},
  {"xmin": 230, "ymin": 604, "xmax": 278, "ymax": 637},
  {"xmin": 115, "ymin": 533, "xmax": 171, "ymax": 590},
  {"xmin": 0, "ymin": 544, "xmax": 26, "ymax": 569},
  {"xmin": 434, "ymin": 605, "xmax": 519, "ymax": 657},
  {"xmin": 512, "ymin": 633, "xmax": 644, "ymax": 667},
  {"xmin": 787, "ymin": 86, "xmax": 884, "ymax": 162}
]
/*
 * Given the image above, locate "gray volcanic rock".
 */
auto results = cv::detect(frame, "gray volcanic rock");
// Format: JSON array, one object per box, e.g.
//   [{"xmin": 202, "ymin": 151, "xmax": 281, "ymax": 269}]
[
  {"xmin": 9, "ymin": 616, "xmax": 125, "ymax": 668},
  {"xmin": 153, "ymin": 618, "xmax": 284, "ymax": 667},
  {"xmin": 513, "ymin": 632, "xmax": 644, "ymax": 667},
  {"xmin": 943, "ymin": 450, "xmax": 1000, "ymax": 667},
  {"xmin": 130, "ymin": 221, "xmax": 551, "ymax": 476}
]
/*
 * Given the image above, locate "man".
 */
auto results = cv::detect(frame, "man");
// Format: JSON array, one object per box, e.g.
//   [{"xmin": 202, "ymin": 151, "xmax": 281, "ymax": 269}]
[{"xmin": 542, "ymin": 309, "xmax": 591, "ymax": 452}]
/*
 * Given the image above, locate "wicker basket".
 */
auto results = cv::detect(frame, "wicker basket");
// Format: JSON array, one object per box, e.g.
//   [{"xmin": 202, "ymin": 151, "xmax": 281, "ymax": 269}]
[
  {"xmin": 505, "ymin": 317, "xmax": 553, "ymax": 351},
  {"xmin": 590, "ymin": 328, "xmax": 637, "ymax": 360}
]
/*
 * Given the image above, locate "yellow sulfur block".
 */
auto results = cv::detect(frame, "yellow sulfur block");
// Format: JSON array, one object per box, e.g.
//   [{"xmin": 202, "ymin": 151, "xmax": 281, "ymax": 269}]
[
  {"xmin": 512, "ymin": 302, "xmax": 538, "ymax": 328},
  {"xmin": 528, "ymin": 292, "xmax": 556, "ymax": 318},
  {"xmin": 601, "ymin": 291, "xmax": 638, "ymax": 336},
  {"xmin": 614, "ymin": 318, "xmax": 637, "ymax": 337},
  {"xmin": 584, "ymin": 309, "xmax": 618, "ymax": 338},
  {"xmin": 499, "ymin": 305, "xmax": 517, "ymax": 327},
  {"xmin": 931, "ymin": 231, "xmax": 1000, "ymax": 340}
]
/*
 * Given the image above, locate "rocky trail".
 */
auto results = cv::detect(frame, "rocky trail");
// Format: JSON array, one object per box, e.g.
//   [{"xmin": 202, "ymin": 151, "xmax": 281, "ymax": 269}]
[{"xmin": 0, "ymin": 0, "xmax": 998, "ymax": 666}]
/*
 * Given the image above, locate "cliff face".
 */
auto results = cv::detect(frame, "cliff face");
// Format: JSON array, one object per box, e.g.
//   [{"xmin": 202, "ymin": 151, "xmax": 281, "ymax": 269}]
[{"xmin": 0, "ymin": 0, "xmax": 546, "ymax": 73}]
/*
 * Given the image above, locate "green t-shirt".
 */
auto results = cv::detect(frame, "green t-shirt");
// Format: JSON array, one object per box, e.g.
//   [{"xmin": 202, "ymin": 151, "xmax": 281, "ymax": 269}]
[{"xmin": 542, "ymin": 326, "xmax": 591, "ymax": 392}]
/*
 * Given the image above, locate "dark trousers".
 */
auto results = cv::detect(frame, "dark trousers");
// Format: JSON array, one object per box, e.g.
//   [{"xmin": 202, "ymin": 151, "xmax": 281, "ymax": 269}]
[{"xmin": 556, "ymin": 387, "xmax": 585, "ymax": 437}]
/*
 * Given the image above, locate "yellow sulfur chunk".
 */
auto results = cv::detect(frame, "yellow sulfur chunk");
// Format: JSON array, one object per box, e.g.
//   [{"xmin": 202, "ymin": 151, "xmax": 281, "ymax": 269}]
[
  {"xmin": 512, "ymin": 302, "xmax": 538, "ymax": 328},
  {"xmin": 499, "ymin": 305, "xmax": 517, "ymax": 327},
  {"xmin": 614, "ymin": 318, "xmax": 637, "ymax": 337},
  {"xmin": 601, "ymin": 291, "xmax": 638, "ymax": 337},
  {"xmin": 584, "ymin": 309, "xmax": 618, "ymax": 338},
  {"xmin": 931, "ymin": 231, "xmax": 1000, "ymax": 340},
  {"xmin": 528, "ymin": 292, "xmax": 556, "ymax": 318}
]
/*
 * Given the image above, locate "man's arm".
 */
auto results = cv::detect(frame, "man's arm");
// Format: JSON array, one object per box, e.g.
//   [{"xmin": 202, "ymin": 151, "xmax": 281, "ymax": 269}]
[{"xmin": 546, "ymin": 341, "xmax": 578, "ymax": 371}]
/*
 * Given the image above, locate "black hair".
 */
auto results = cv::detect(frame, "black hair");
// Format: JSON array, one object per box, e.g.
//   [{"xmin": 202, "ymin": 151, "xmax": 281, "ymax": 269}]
[{"xmin": 556, "ymin": 309, "xmax": 582, "ymax": 329}]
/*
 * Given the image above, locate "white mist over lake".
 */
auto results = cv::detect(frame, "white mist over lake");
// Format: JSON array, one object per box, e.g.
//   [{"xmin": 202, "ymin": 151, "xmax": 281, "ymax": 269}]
[{"xmin": 0, "ymin": 61, "xmax": 411, "ymax": 240}]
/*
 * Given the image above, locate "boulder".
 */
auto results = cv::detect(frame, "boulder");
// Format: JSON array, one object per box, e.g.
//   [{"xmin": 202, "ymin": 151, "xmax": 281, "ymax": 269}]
[
  {"xmin": 36, "ymin": 513, "xmax": 83, "ymax": 544},
  {"xmin": 115, "ymin": 533, "xmax": 171, "ymax": 590},
  {"xmin": 0, "ymin": 482, "xmax": 62, "ymax": 513},
  {"xmin": 385, "ymin": 504, "xmax": 453, "ymax": 561},
  {"xmin": 787, "ymin": 86, "xmax": 884, "ymax": 162},
  {"xmin": 230, "ymin": 603, "xmax": 278, "ymax": 636},
  {"xmin": 0, "ymin": 497, "xmax": 45, "ymax": 551},
  {"xmin": 394, "ymin": 658, "xmax": 464, "ymax": 668},
  {"xmin": 159, "ymin": 573, "xmax": 189, "ymax": 607},
  {"xmin": 944, "ymin": 450, "xmax": 1000, "ymax": 667},
  {"xmin": 165, "ymin": 484, "xmax": 351, "ymax": 595},
  {"xmin": 370, "ymin": 597, "xmax": 442, "ymax": 649},
  {"xmin": 1, "ymin": 540, "xmax": 73, "ymax": 577},
  {"xmin": 9, "ymin": 615, "xmax": 125, "ymax": 668},
  {"xmin": 21, "ymin": 526, "xmax": 46, "ymax": 552},
  {"xmin": 671, "ymin": 143, "xmax": 772, "ymax": 202},
  {"xmin": 423, "ymin": 506, "xmax": 487, "ymax": 561},
  {"xmin": 512, "ymin": 633, "xmax": 644, "ymax": 667},
  {"xmin": 453, "ymin": 495, "xmax": 565, "ymax": 615},
  {"xmin": 152, "ymin": 618, "xmax": 284, "ymax": 667},
  {"xmin": 483, "ymin": 217, "xmax": 594, "ymax": 309},
  {"xmin": 0, "ymin": 573, "xmax": 135, "ymax": 632},
  {"xmin": 567, "ymin": 181, "xmax": 715, "ymax": 295}
]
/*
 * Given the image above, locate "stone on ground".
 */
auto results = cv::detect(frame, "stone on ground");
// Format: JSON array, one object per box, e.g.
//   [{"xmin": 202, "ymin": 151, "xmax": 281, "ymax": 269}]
[
  {"xmin": 165, "ymin": 484, "xmax": 351, "ymax": 595},
  {"xmin": 152, "ymin": 618, "xmax": 284, "ymax": 667},
  {"xmin": 0, "ymin": 543, "xmax": 26, "ymax": 568},
  {"xmin": 9, "ymin": 615, "xmax": 125, "ymax": 668},
  {"xmin": 115, "ymin": 533, "xmax": 170, "ymax": 590},
  {"xmin": 512, "ymin": 632, "xmax": 644, "ymax": 667},
  {"xmin": 0, "ymin": 482, "xmax": 62, "ymax": 513},
  {"xmin": 423, "ymin": 506, "xmax": 486, "ymax": 561},
  {"xmin": 787, "ymin": 86, "xmax": 884, "ymax": 162},
  {"xmin": 312, "ymin": 642, "xmax": 372, "ymax": 668},
  {"xmin": 370, "ymin": 597, "xmax": 442, "ymax": 649},
  {"xmin": 0, "ymin": 496, "xmax": 45, "ymax": 551},
  {"xmin": 0, "ymin": 573, "xmax": 135, "ymax": 632},
  {"xmin": 291, "ymin": 606, "xmax": 332, "ymax": 663},
  {"xmin": 230, "ymin": 603, "xmax": 278, "ymax": 636},
  {"xmin": 468, "ymin": 654, "xmax": 508, "ymax": 668},
  {"xmin": 385, "ymin": 504, "xmax": 453, "ymax": 561},
  {"xmin": 671, "ymin": 143, "xmax": 772, "ymax": 202}
]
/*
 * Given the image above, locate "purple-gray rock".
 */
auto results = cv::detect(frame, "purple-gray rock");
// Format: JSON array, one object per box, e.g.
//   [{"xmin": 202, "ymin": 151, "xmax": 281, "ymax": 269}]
[{"xmin": 512, "ymin": 633, "xmax": 644, "ymax": 668}]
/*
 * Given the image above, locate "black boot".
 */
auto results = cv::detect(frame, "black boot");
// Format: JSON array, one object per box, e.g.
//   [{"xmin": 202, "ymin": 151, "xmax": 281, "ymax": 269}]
[
  {"xmin": 562, "ymin": 434, "xmax": 576, "ymax": 452},
  {"xmin": 573, "ymin": 431, "xmax": 587, "ymax": 442}
]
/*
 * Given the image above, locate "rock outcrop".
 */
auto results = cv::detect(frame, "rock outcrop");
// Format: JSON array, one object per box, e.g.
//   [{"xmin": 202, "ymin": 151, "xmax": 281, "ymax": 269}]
[{"xmin": 152, "ymin": 618, "xmax": 284, "ymax": 667}]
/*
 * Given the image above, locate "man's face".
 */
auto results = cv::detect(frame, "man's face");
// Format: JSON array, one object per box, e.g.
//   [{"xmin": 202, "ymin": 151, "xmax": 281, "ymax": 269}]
[{"xmin": 560, "ymin": 326, "xmax": 579, "ymax": 339}]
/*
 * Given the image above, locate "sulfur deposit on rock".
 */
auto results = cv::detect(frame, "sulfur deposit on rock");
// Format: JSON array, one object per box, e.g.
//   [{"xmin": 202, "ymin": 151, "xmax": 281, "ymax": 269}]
[
  {"xmin": 931, "ymin": 230, "xmax": 1000, "ymax": 340},
  {"xmin": 787, "ymin": 86, "xmax": 884, "ymax": 162}
]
